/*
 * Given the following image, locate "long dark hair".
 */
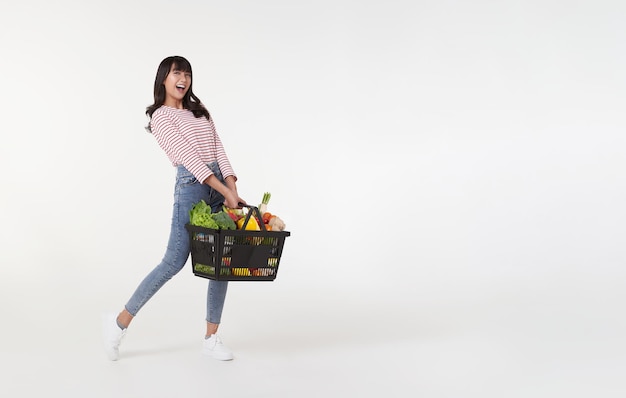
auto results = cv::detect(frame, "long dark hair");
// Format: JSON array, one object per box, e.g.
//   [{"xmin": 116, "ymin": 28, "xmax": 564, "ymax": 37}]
[{"xmin": 145, "ymin": 56, "xmax": 211, "ymax": 123}]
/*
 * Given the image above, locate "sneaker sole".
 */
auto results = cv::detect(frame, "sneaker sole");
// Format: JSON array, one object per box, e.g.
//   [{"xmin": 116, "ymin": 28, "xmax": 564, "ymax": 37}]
[{"xmin": 203, "ymin": 349, "xmax": 234, "ymax": 361}]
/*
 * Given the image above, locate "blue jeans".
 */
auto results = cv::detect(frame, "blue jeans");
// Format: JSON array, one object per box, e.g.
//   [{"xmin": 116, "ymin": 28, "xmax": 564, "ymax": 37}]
[{"xmin": 125, "ymin": 163, "xmax": 229, "ymax": 324}]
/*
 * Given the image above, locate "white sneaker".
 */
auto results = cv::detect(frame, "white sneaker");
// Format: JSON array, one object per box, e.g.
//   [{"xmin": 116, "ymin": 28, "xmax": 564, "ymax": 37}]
[
  {"xmin": 101, "ymin": 312, "xmax": 126, "ymax": 361},
  {"xmin": 203, "ymin": 334, "xmax": 234, "ymax": 361}
]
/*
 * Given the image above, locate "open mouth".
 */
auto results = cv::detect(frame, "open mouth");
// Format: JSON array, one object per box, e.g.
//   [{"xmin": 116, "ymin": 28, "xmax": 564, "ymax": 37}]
[{"xmin": 176, "ymin": 84, "xmax": 186, "ymax": 92}]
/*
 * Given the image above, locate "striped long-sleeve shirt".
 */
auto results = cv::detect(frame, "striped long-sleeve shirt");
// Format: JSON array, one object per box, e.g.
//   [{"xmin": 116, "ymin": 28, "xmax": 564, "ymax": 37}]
[{"xmin": 150, "ymin": 105, "xmax": 236, "ymax": 184}]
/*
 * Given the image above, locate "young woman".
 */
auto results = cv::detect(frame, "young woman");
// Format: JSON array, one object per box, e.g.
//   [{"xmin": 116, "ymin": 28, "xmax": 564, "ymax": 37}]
[{"xmin": 102, "ymin": 56, "xmax": 245, "ymax": 361}]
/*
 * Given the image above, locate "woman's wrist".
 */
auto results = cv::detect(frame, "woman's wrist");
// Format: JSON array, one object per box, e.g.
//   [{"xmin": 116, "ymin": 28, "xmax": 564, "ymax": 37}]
[{"xmin": 224, "ymin": 176, "xmax": 237, "ymax": 191}]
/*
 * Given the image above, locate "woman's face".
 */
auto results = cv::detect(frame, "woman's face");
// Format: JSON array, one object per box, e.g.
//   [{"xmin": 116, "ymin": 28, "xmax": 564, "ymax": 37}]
[{"xmin": 163, "ymin": 64, "xmax": 191, "ymax": 108}]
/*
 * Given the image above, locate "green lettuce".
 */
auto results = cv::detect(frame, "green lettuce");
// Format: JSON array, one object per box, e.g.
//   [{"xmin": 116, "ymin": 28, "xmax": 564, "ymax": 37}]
[{"xmin": 189, "ymin": 200, "xmax": 236, "ymax": 230}]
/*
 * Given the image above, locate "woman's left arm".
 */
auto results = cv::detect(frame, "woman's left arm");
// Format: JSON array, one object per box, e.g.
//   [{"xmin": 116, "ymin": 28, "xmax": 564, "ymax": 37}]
[{"xmin": 224, "ymin": 176, "xmax": 246, "ymax": 206}]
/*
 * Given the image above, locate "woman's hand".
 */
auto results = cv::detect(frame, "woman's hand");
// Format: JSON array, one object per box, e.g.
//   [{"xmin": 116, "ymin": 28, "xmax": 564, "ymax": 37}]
[
  {"xmin": 223, "ymin": 189, "xmax": 245, "ymax": 209},
  {"xmin": 203, "ymin": 174, "xmax": 245, "ymax": 208},
  {"xmin": 223, "ymin": 176, "xmax": 245, "ymax": 208}
]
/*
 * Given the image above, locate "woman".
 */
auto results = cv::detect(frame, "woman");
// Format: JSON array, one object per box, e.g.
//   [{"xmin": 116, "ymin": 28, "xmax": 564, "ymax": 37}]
[{"xmin": 102, "ymin": 56, "xmax": 245, "ymax": 361}]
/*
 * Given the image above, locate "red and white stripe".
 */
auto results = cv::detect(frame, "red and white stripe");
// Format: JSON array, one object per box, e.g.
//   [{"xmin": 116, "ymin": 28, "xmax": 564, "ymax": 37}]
[{"xmin": 150, "ymin": 106, "xmax": 236, "ymax": 184}]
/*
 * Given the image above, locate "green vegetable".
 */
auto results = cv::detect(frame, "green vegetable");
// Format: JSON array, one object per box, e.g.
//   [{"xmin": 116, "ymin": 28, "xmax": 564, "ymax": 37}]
[
  {"xmin": 189, "ymin": 200, "xmax": 237, "ymax": 230},
  {"xmin": 189, "ymin": 200, "xmax": 218, "ymax": 229},
  {"xmin": 259, "ymin": 192, "xmax": 271, "ymax": 214},
  {"xmin": 194, "ymin": 263, "xmax": 231, "ymax": 277},
  {"xmin": 213, "ymin": 207, "xmax": 237, "ymax": 230},
  {"xmin": 194, "ymin": 263, "xmax": 215, "ymax": 275}
]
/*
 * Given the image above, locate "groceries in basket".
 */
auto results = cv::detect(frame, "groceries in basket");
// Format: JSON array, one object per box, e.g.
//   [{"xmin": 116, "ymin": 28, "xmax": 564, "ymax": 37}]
[
  {"xmin": 185, "ymin": 192, "xmax": 290, "ymax": 281},
  {"xmin": 219, "ymin": 192, "xmax": 286, "ymax": 232},
  {"xmin": 188, "ymin": 200, "xmax": 236, "ymax": 230}
]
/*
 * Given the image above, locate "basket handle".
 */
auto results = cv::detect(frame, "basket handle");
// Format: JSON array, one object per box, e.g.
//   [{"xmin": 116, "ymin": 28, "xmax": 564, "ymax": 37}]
[{"xmin": 238, "ymin": 203, "xmax": 267, "ymax": 231}]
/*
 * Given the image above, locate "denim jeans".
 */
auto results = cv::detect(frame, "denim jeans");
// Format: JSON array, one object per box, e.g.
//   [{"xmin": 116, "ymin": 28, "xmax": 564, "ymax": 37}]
[{"xmin": 125, "ymin": 163, "xmax": 229, "ymax": 324}]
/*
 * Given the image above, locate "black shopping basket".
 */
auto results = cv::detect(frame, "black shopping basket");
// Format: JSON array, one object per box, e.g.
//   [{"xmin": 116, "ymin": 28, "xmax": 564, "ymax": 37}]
[{"xmin": 185, "ymin": 205, "xmax": 290, "ymax": 281}]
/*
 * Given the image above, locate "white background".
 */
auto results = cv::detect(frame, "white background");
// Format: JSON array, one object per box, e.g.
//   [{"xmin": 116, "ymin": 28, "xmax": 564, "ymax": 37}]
[{"xmin": 1, "ymin": 0, "xmax": 625, "ymax": 397}]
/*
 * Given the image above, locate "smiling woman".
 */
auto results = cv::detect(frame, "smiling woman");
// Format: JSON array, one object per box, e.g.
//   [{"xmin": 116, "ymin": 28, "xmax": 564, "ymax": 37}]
[
  {"xmin": 166, "ymin": 68, "xmax": 192, "ymax": 102},
  {"xmin": 101, "ymin": 55, "xmax": 247, "ymax": 362},
  {"xmin": 146, "ymin": 56, "xmax": 207, "ymax": 122}
]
